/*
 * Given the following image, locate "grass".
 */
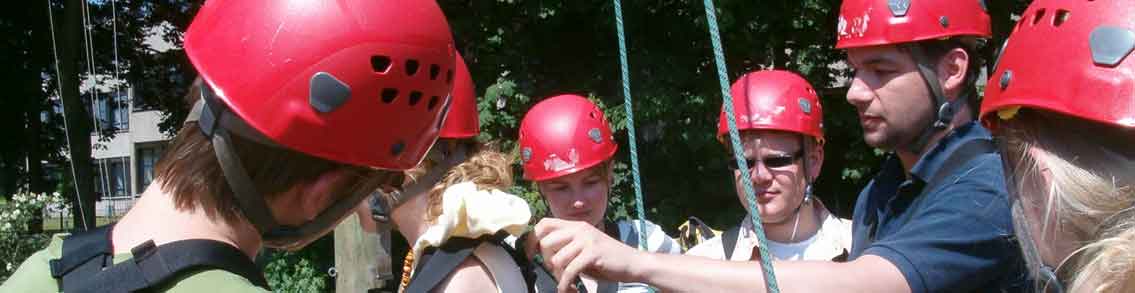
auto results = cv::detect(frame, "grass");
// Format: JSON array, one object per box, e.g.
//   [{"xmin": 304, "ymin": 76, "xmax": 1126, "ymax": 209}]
[{"xmin": 42, "ymin": 216, "xmax": 118, "ymax": 232}]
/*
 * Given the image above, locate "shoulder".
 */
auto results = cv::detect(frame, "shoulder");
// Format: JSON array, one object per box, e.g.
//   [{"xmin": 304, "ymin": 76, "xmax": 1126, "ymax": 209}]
[
  {"xmin": 435, "ymin": 257, "xmax": 497, "ymax": 293},
  {"xmin": 160, "ymin": 269, "xmax": 271, "ymax": 293},
  {"xmin": 0, "ymin": 234, "xmax": 68, "ymax": 291},
  {"xmin": 159, "ymin": 269, "xmax": 270, "ymax": 293},
  {"xmin": 922, "ymin": 153, "xmax": 1013, "ymax": 228}
]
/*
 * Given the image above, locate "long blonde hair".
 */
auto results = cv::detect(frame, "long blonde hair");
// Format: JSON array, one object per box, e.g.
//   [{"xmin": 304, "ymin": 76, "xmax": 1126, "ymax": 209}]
[
  {"xmin": 996, "ymin": 110, "xmax": 1135, "ymax": 292},
  {"xmin": 405, "ymin": 140, "xmax": 514, "ymax": 224}
]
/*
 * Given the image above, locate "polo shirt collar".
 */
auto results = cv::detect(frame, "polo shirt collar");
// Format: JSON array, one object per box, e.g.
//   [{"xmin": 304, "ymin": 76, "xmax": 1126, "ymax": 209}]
[{"xmin": 908, "ymin": 121, "xmax": 990, "ymax": 184}]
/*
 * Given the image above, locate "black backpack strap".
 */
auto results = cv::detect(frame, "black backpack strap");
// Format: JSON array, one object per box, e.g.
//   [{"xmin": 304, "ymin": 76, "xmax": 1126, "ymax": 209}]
[
  {"xmin": 689, "ymin": 217, "xmax": 717, "ymax": 242},
  {"xmin": 50, "ymin": 225, "xmax": 269, "ymax": 293},
  {"xmin": 404, "ymin": 237, "xmax": 482, "ymax": 293},
  {"xmin": 721, "ymin": 225, "xmax": 742, "ymax": 260},
  {"xmin": 50, "ymin": 225, "xmax": 115, "ymax": 289}
]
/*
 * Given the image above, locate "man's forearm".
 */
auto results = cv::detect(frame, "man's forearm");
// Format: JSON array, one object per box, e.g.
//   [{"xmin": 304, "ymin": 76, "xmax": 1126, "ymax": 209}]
[
  {"xmin": 631, "ymin": 252, "xmax": 768, "ymax": 292},
  {"xmin": 627, "ymin": 253, "xmax": 910, "ymax": 293}
]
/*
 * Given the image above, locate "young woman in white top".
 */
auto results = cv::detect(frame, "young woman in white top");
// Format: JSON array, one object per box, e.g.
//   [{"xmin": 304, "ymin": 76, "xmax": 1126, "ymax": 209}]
[{"xmin": 517, "ymin": 94, "xmax": 681, "ymax": 293}]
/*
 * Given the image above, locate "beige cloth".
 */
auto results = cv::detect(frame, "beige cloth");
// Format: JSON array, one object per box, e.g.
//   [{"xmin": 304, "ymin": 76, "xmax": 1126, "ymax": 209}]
[{"xmin": 406, "ymin": 182, "xmax": 532, "ymax": 284}]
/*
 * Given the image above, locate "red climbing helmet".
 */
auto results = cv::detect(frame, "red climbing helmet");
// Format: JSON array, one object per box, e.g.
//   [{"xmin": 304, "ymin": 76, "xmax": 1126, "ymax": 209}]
[
  {"xmin": 185, "ymin": 0, "xmax": 456, "ymax": 170},
  {"xmin": 835, "ymin": 0, "xmax": 992, "ymax": 49},
  {"xmin": 982, "ymin": 0, "xmax": 1135, "ymax": 130},
  {"xmin": 518, "ymin": 95, "xmax": 618, "ymax": 181},
  {"xmin": 718, "ymin": 70, "xmax": 824, "ymax": 143},
  {"xmin": 440, "ymin": 53, "xmax": 480, "ymax": 139}
]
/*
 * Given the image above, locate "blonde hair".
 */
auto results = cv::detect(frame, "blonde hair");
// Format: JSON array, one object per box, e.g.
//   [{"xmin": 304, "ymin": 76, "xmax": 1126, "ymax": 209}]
[
  {"xmin": 996, "ymin": 110, "xmax": 1135, "ymax": 292},
  {"xmin": 406, "ymin": 140, "xmax": 514, "ymax": 224}
]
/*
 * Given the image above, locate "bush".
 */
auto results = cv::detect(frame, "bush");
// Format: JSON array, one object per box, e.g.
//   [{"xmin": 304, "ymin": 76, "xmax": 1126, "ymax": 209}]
[
  {"xmin": 263, "ymin": 235, "xmax": 335, "ymax": 293},
  {"xmin": 0, "ymin": 192, "xmax": 68, "ymax": 282}
]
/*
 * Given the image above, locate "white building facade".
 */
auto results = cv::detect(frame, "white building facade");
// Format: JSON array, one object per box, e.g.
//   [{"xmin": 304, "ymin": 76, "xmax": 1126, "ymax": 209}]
[{"xmin": 88, "ymin": 87, "xmax": 170, "ymax": 217}]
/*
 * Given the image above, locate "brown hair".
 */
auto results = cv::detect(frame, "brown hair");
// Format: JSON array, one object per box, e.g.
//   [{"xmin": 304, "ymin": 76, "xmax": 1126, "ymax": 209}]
[
  {"xmin": 996, "ymin": 110, "xmax": 1135, "ymax": 292},
  {"xmin": 155, "ymin": 80, "xmax": 397, "ymax": 224},
  {"xmin": 405, "ymin": 140, "xmax": 514, "ymax": 224}
]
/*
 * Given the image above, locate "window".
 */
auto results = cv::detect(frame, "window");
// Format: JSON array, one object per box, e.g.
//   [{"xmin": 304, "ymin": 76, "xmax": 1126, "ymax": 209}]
[
  {"xmin": 136, "ymin": 144, "xmax": 166, "ymax": 192},
  {"xmin": 93, "ymin": 157, "xmax": 131, "ymax": 199},
  {"xmin": 91, "ymin": 90, "xmax": 130, "ymax": 133}
]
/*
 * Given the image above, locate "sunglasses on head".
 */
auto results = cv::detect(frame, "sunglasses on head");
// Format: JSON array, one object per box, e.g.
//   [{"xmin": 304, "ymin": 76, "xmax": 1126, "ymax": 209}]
[{"xmin": 727, "ymin": 149, "xmax": 804, "ymax": 171}]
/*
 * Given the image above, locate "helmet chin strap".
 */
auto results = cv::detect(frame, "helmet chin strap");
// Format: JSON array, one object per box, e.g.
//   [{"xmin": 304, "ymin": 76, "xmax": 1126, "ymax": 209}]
[
  {"xmin": 371, "ymin": 141, "xmax": 469, "ymax": 227},
  {"xmin": 789, "ymin": 137, "xmax": 816, "ymax": 242},
  {"xmin": 904, "ymin": 43, "xmax": 963, "ymax": 155}
]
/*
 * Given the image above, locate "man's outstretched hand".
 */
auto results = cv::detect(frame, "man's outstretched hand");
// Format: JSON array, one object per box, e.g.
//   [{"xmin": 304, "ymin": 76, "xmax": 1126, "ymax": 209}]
[{"xmin": 524, "ymin": 218, "xmax": 647, "ymax": 293}]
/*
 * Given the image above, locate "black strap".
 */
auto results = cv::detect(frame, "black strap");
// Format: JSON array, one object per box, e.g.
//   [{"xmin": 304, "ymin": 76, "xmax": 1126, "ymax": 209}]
[
  {"xmin": 691, "ymin": 218, "xmax": 717, "ymax": 242},
  {"xmin": 405, "ymin": 237, "xmax": 482, "ymax": 293},
  {"xmin": 50, "ymin": 225, "xmax": 114, "ymax": 289},
  {"xmin": 50, "ymin": 225, "xmax": 270, "ymax": 292},
  {"xmin": 407, "ymin": 234, "xmax": 557, "ymax": 293},
  {"xmin": 905, "ymin": 43, "xmax": 961, "ymax": 153},
  {"xmin": 721, "ymin": 225, "xmax": 742, "ymax": 260}
]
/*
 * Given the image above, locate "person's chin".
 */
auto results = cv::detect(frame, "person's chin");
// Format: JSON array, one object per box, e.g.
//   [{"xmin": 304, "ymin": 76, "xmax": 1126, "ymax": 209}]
[
  {"xmin": 561, "ymin": 213, "xmax": 595, "ymax": 224},
  {"xmin": 759, "ymin": 211, "xmax": 793, "ymax": 225},
  {"xmin": 862, "ymin": 132, "xmax": 886, "ymax": 148}
]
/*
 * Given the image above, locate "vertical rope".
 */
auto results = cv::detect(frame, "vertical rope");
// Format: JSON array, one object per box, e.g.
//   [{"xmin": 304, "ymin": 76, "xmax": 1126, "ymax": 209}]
[
  {"xmin": 611, "ymin": 0, "xmax": 650, "ymax": 252},
  {"xmin": 699, "ymin": 1, "xmax": 780, "ymax": 292}
]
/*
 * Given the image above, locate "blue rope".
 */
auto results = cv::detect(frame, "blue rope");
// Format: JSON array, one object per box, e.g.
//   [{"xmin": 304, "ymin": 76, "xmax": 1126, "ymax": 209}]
[
  {"xmin": 611, "ymin": 0, "xmax": 650, "ymax": 252},
  {"xmin": 699, "ymin": 1, "xmax": 780, "ymax": 292}
]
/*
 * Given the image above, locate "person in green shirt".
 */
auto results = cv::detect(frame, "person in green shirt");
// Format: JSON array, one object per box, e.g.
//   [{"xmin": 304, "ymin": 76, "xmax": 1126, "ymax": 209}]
[{"xmin": 2, "ymin": 0, "xmax": 459, "ymax": 291}]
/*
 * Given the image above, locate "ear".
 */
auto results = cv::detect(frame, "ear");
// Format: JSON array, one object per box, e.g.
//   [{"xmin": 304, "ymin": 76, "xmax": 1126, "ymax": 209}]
[
  {"xmin": 806, "ymin": 140, "xmax": 824, "ymax": 182},
  {"xmin": 937, "ymin": 47, "xmax": 970, "ymax": 102},
  {"xmin": 300, "ymin": 168, "xmax": 353, "ymax": 221}
]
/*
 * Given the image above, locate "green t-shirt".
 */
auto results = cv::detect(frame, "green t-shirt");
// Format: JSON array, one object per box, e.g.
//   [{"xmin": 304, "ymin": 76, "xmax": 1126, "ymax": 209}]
[{"xmin": 0, "ymin": 234, "xmax": 270, "ymax": 292}]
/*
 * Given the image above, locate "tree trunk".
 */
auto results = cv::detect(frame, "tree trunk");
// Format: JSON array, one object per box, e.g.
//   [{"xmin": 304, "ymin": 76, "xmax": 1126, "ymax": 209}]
[
  {"xmin": 334, "ymin": 213, "xmax": 392, "ymax": 292},
  {"xmin": 57, "ymin": 0, "xmax": 96, "ymax": 231}
]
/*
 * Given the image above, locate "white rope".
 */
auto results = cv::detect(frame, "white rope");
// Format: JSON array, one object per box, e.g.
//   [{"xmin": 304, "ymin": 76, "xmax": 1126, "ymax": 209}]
[
  {"xmin": 80, "ymin": 0, "xmax": 100, "ymax": 131},
  {"xmin": 82, "ymin": 0, "xmax": 115, "ymax": 205},
  {"xmin": 46, "ymin": 0, "xmax": 90, "ymax": 229},
  {"xmin": 110, "ymin": 0, "xmax": 123, "ymax": 92}
]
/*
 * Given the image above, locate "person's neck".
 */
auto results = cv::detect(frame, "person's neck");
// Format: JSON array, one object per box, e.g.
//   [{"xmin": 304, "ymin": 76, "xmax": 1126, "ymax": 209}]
[
  {"xmin": 391, "ymin": 194, "xmax": 429, "ymax": 245},
  {"xmin": 762, "ymin": 202, "xmax": 823, "ymax": 243},
  {"xmin": 112, "ymin": 180, "xmax": 263, "ymax": 259},
  {"xmin": 896, "ymin": 109, "xmax": 974, "ymax": 175}
]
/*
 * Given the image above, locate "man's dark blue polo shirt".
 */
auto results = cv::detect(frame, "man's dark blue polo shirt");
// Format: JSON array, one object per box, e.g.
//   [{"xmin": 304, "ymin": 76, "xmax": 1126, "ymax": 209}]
[{"xmin": 849, "ymin": 122, "xmax": 1029, "ymax": 292}]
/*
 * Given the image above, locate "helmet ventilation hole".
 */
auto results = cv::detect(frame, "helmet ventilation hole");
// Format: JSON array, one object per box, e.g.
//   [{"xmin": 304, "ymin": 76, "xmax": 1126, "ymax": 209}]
[
  {"xmin": 1031, "ymin": 9, "xmax": 1046, "ymax": 26},
  {"xmin": 1054, "ymin": 10, "xmax": 1070, "ymax": 27},
  {"xmin": 405, "ymin": 60, "xmax": 420, "ymax": 76},
  {"xmin": 446, "ymin": 70, "xmax": 455, "ymax": 84},
  {"xmin": 381, "ymin": 88, "xmax": 398, "ymax": 104},
  {"xmin": 428, "ymin": 96, "xmax": 440, "ymax": 111},
  {"xmin": 430, "ymin": 64, "xmax": 441, "ymax": 80},
  {"xmin": 371, "ymin": 56, "xmax": 392, "ymax": 73},
  {"xmin": 409, "ymin": 91, "xmax": 423, "ymax": 106}
]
